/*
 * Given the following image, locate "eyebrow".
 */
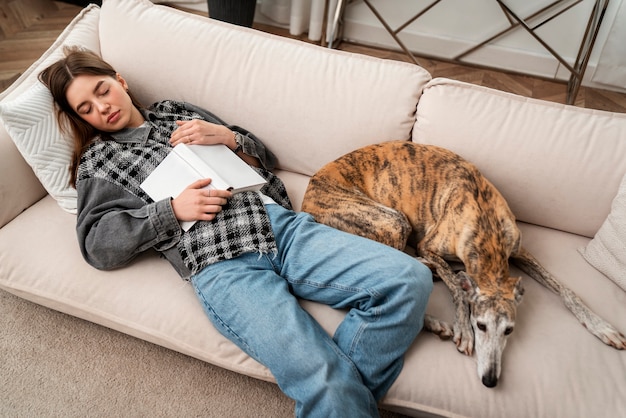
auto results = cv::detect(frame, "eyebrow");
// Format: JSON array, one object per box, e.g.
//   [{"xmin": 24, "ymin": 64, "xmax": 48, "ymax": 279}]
[{"xmin": 75, "ymin": 80, "xmax": 106, "ymax": 112}]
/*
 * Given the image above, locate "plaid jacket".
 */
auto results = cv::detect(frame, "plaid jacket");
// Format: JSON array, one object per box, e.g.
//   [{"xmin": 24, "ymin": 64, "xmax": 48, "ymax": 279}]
[{"xmin": 76, "ymin": 100, "xmax": 291, "ymax": 278}]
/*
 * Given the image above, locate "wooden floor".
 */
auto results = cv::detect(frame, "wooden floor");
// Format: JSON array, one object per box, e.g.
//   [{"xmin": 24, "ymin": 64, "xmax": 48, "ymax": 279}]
[{"xmin": 2, "ymin": 0, "xmax": 626, "ymax": 113}]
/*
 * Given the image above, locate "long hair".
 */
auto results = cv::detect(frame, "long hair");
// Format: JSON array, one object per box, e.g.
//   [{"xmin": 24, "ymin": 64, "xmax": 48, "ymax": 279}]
[{"xmin": 38, "ymin": 46, "xmax": 143, "ymax": 188}]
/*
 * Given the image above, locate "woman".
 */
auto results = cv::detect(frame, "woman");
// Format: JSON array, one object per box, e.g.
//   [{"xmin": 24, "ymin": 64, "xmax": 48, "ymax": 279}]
[{"xmin": 39, "ymin": 47, "xmax": 433, "ymax": 418}]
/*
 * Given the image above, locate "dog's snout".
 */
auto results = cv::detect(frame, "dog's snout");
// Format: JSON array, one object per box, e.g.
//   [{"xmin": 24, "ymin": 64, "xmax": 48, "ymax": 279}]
[{"xmin": 482, "ymin": 371, "xmax": 498, "ymax": 388}]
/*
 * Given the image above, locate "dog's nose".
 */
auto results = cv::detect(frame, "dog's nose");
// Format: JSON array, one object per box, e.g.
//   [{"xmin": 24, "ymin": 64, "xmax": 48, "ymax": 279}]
[{"xmin": 482, "ymin": 373, "xmax": 498, "ymax": 388}]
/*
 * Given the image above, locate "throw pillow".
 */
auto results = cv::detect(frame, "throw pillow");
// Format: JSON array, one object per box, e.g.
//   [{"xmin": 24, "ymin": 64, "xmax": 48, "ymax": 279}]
[
  {"xmin": 0, "ymin": 82, "xmax": 77, "ymax": 213},
  {"xmin": 579, "ymin": 173, "xmax": 626, "ymax": 291}
]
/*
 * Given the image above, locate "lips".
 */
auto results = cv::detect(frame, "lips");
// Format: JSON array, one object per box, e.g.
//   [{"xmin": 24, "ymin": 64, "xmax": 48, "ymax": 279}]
[{"xmin": 107, "ymin": 110, "xmax": 120, "ymax": 124}]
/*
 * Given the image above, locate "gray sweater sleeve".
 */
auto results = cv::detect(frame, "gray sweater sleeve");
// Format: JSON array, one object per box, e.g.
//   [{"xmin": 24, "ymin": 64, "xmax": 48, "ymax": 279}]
[{"xmin": 76, "ymin": 177, "xmax": 182, "ymax": 271}]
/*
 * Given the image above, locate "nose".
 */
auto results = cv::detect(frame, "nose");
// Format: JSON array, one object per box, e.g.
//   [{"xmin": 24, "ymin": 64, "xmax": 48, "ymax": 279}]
[
  {"xmin": 482, "ymin": 369, "xmax": 498, "ymax": 388},
  {"xmin": 95, "ymin": 100, "xmax": 110, "ymax": 113}
]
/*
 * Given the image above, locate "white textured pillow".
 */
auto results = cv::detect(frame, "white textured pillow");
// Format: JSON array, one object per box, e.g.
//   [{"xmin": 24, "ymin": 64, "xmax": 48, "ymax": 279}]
[
  {"xmin": 0, "ymin": 82, "xmax": 76, "ymax": 213},
  {"xmin": 0, "ymin": 3, "xmax": 99, "ymax": 215},
  {"xmin": 579, "ymin": 173, "xmax": 626, "ymax": 291}
]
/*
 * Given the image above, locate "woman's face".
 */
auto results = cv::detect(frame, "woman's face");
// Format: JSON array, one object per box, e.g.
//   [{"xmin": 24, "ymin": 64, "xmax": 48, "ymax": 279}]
[{"xmin": 65, "ymin": 73, "xmax": 144, "ymax": 132}]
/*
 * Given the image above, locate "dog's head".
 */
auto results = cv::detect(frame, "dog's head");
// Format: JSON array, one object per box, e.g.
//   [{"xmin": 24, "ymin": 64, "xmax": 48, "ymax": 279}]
[{"xmin": 459, "ymin": 271, "xmax": 524, "ymax": 388}]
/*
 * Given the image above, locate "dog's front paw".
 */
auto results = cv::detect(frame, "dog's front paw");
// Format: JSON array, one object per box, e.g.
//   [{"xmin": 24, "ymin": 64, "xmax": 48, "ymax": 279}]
[
  {"xmin": 423, "ymin": 314, "xmax": 453, "ymax": 340},
  {"xmin": 453, "ymin": 323, "xmax": 474, "ymax": 356},
  {"xmin": 596, "ymin": 324, "xmax": 626, "ymax": 350}
]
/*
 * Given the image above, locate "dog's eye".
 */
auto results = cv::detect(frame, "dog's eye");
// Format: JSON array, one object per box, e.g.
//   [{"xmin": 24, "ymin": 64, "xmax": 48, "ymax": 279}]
[
  {"xmin": 477, "ymin": 322, "xmax": 487, "ymax": 332},
  {"xmin": 504, "ymin": 327, "xmax": 514, "ymax": 335}
]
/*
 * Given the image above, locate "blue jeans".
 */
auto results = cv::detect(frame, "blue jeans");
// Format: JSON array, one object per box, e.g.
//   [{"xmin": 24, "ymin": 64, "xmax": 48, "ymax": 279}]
[{"xmin": 191, "ymin": 204, "xmax": 432, "ymax": 418}]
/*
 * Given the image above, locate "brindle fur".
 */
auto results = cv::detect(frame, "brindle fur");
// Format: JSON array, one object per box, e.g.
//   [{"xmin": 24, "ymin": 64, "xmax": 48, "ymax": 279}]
[{"xmin": 302, "ymin": 140, "xmax": 626, "ymax": 388}]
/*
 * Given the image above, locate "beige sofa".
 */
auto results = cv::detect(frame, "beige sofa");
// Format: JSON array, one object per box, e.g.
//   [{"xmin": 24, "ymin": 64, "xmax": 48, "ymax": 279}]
[{"xmin": 1, "ymin": 0, "xmax": 625, "ymax": 416}]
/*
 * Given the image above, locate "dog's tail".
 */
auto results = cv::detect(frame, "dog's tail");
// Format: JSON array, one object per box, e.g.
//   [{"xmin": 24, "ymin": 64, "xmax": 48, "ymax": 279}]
[{"xmin": 511, "ymin": 247, "xmax": 626, "ymax": 349}]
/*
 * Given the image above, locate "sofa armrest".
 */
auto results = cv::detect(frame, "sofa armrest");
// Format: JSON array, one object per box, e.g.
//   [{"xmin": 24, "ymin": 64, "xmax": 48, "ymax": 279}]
[{"xmin": 0, "ymin": 123, "xmax": 46, "ymax": 228}]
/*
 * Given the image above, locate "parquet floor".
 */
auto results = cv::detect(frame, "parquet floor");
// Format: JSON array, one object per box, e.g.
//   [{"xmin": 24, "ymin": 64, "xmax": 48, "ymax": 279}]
[{"xmin": 2, "ymin": 0, "xmax": 626, "ymax": 113}]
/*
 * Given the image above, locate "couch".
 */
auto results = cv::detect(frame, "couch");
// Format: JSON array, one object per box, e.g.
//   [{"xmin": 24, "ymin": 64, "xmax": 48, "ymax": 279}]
[{"xmin": 1, "ymin": 0, "xmax": 625, "ymax": 416}]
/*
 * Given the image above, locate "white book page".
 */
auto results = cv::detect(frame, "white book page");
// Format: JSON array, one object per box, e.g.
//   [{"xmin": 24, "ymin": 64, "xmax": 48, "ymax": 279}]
[
  {"xmin": 187, "ymin": 144, "xmax": 266, "ymax": 192},
  {"xmin": 140, "ymin": 149, "xmax": 209, "ymax": 231},
  {"xmin": 174, "ymin": 144, "xmax": 230, "ymax": 190},
  {"xmin": 140, "ymin": 150, "xmax": 203, "ymax": 202}
]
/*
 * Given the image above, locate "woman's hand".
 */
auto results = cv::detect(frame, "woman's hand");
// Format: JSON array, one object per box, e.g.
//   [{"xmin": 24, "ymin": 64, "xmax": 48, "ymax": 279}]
[
  {"xmin": 170, "ymin": 120, "xmax": 237, "ymax": 149},
  {"xmin": 171, "ymin": 178, "xmax": 232, "ymax": 222}
]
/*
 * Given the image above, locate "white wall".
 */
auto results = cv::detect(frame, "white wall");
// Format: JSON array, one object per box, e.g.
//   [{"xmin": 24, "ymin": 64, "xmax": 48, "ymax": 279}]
[{"xmin": 342, "ymin": 0, "xmax": 625, "ymax": 92}]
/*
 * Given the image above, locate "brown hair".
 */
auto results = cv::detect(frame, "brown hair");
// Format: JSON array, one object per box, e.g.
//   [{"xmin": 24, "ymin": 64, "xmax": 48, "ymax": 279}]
[{"xmin": 38, "ymin": 46, "xmax": 143, "ymax": 188}]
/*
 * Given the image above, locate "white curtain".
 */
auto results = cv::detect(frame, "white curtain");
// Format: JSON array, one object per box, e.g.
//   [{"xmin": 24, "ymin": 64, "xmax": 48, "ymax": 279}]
[
  {"xmin": 591, "ymin": 0, "xmax": 626, "ymax": 88},
  {"xmin": 261, "ymin": 0, "xmax": 337, "ymax": 41},
  {"xmin": 154, "ymin": 1, "xmax": 336, "ymax": 43},
  {"xmin": 151, "ymin": 1, "xmax": 208, "ymax": 12}
]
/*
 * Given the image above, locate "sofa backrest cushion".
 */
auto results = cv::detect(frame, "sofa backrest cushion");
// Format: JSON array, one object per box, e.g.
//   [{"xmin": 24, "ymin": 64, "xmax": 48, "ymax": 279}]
[
  {"xmin": 98, "ymin": 0, "xmax": 431, "ymax": 176},
  {"xmin": 414, "ymin": 78, "xmax": 626, "ymax": 238}
]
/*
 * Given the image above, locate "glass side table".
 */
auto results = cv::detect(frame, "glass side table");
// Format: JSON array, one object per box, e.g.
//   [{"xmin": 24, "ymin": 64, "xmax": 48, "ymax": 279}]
[{"xmin": 328, "ymin": 0, "xmax": 610, "ymax": 104}]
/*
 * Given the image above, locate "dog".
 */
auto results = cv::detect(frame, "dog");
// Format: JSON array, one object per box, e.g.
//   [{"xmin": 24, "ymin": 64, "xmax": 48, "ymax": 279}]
[{"xmin": 301, "ymin": 140, "xmax": 626, "ymax": 388}]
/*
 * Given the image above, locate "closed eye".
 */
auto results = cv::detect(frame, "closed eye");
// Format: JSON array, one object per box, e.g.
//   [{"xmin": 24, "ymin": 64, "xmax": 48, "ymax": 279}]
[{"xmin": 78, "ymin": 105, "xmax": 92, "ymax": 115}]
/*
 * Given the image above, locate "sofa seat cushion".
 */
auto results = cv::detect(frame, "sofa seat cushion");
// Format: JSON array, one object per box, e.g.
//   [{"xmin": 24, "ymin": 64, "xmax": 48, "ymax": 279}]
[
  {"xmin": 2, "ymin": 195, "xmax": 624, "ymax": 417},
  {"xmin": 0, "ymin": 196, "xmax": 273, "ymax": 380},
  {"xmin": 387, "ymin": 222, "xmax": 626, "ymax": 417}
]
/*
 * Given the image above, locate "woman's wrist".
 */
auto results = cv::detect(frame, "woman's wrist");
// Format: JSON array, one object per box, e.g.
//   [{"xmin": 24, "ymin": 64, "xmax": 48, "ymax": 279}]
[{"xmin": 230, "ymin": 131, "xmax": 243, "ymax": 153}]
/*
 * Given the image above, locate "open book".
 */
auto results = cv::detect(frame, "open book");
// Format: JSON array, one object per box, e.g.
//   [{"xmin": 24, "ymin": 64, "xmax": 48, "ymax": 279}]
[{"xmin": 140, "ymin": 143, "xmax": 267, "ymax": 231}]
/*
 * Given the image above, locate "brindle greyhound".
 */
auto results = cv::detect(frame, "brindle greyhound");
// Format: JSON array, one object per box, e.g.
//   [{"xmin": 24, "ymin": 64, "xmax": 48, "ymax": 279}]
[{"xmin": 301, "ymin": 140, "xmax": 626, "ymax": 388}]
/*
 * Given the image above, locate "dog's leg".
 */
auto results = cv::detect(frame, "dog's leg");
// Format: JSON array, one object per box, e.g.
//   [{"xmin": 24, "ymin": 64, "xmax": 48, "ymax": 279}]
[
  {"xmin": 423, "ymin": 314, "xmax": 454, "ymax": 340},
  {"xmin": 420, "ymin": 252, "xmax": 474, "ymax": 355},
  {"xmin": 512, "ymin": 247, "xmax": 626, "ymax": 349},
  {"xmin": 302, "ymin": 180, "xmax": 412, "ymax": 250}
]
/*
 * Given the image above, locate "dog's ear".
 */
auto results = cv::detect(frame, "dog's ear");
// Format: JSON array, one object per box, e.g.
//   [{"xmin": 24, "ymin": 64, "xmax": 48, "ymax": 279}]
[
  {"xmin": 513, "ymin": 277, "xmax": 525, "ymax": 304},
  {"xmin": 502, "ymin": 220, "xmax": 522, "ymax": 255},
  {"xmin": 509, "ymin": 277, "xmax": 524, "ymax": 305},
  {"xmin": 511, "ymin": 234, "xmax": 522, "ymax": 256},
  {"xmin": 458, "ymin": 271, "xmax": 478, "ymax": 298}
]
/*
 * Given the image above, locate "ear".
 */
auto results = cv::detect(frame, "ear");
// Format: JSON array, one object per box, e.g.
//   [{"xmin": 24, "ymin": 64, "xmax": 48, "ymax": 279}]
[
  {"xmin": 502, "ymin": 221, "xmax": 522, "ymax": 256},
  {"xmin": 511, "ymin": 233, "xmax": 522, "ymax": 255},
  {"xmin": 458, "ymin": 271, "xmax": 478, "ymax": 298},
  {"xmin": 513, "ymin": 277, "xmax": 525, "ymax": 304},
  {"xmin": 116, "ymin": 73, "xmax": 129, "ymax": 91}
]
